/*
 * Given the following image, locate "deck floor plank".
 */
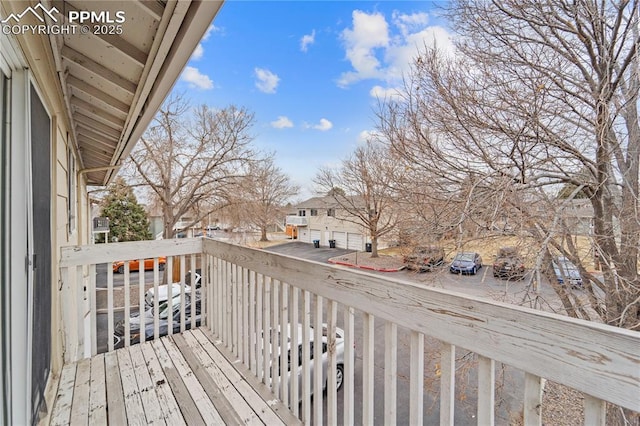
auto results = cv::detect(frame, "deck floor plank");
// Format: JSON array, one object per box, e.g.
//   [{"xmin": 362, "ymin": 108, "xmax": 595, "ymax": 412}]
[
  {"xmin": 69, "ymin": 357, "xmax": 91, "ymax": 425},
  {"xmin": 104, "ymin": 351, "xmax": 127, "ymax": 425},
  {"xmin": 50, "ymin": 363, "xmax": 77, "ymax": 426},
  {"xmin": 88, "ymin": 354, "xmax": 108, "ymax": 426},
  {"xmin": 52, "ymin": 328, "xmax": 296, "ymax": 426},
  {"xmin": 140, "ymin": 342, "xmax": 186, "ymax": 426},
  {"xmin": 193, "ymin": 328, "xmax": 298, "ymax": 426},
  {"xmin": 116, "ymin": 347, "xmax": 148, "ymax": 425},
  {"xmin": 128, "ymin": 344, "xmax": 167, "ymax": 425},
  {"xmin": 151, "ymin": 339, "xmax": 206, "ymax": 426},
  {"xmin": 160, "ymin": 336, "xmax": 225, "ymax": 425},
  {"xmin": 174, "ymin": 331, "xmax": 262, "ymax": 426}
]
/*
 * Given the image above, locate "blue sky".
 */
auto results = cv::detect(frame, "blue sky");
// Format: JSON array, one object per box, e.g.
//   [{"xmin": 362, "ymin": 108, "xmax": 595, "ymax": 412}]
[{"xmin": 174, "ymin": 1, "xmax": 453, "ymax": 200}]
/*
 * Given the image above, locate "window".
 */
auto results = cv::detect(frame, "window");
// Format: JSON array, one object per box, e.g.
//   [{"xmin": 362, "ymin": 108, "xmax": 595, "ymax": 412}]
[
  {"xmin": 298, "ymin": 210, "xmax": 306, "ymax": 216},
  {"xmin": 327, "ymin": 208, "xmax": 335, "ymax": 217},
  {"xmin": 310, "ymin": 209, "xmax": 318, "ymax": 216}
]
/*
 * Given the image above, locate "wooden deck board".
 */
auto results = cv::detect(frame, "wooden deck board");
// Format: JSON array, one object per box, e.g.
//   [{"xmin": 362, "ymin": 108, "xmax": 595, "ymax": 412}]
[
  {"xmin": 69, "ymin": 358, "xmax": 91, "ymax": 425},
  {"xmin": 88, "ymin": 354, "xmax": 108, "ymax": 426},
  {"xmin": 195, "ymin": 328, "xmax": 301, "ymax": 426},
  {"xmin": 128, "ymin": 344, "xmax": 167, "ymax": 425},
  {"xmin": 140, "ymin": 343, "xmax": 186, "ymax": 426},
  {"xmin": 160, "ymin": 336, "xmax": 224, "ymax": 425},
  {"xmin": 116, "ymin": 347, "xmax": 148, "ymax": 425},
  {"xmin": 172, "ymin": 333, "xmax": 248, "ymax": 425},
  {"xmin": 104, "ymin": 351, "xmax": 127, "ymax": 425},
  {"xmin": 50, "ymin": 363, "xmax": 77, "ymax": 426},
  {"xmin": 176, "ymin": 332, "xmax": 263, "ymax": 426},
  {"xmin": 151, "ymin": 339, "xmax": 206, "ymax": 426},
  {"xmin": 50, "ymin": 328, "xmax": 294, "ymax": 425}
]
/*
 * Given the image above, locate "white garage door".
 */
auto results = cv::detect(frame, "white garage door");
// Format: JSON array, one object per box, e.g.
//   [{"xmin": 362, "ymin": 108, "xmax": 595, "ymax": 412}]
[
  {"xmin": 310, "ymin": 229, "xmax": 322, "ymax": 243},
  {"xmin": 299, "ymin": 228, "xmax": 310, "ymax": 243},
  {"xmin": 332, "ymin": 231, "xmax": 347, "ymax": 248},
  {"xmin": 347, "ymin": 233, "xmax": 363, "ymax": 251}
]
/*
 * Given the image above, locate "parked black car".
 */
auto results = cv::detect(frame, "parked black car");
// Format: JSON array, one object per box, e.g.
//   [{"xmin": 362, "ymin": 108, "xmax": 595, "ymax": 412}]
[{"xmin": 492, "ymin": 247, "xmax": 526, "ymax": 280}]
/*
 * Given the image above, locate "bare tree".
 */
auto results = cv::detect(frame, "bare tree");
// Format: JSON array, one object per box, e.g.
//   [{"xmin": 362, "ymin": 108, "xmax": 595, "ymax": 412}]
[
  {"xmin": 240, "ymin": 154, "xmax": 300, "ymax": 241},
  {"xmin": 377, "ymin": 0, "xmax": 639, "ymax": 332},
  {"xmin": 314, "ymin": 140, "xmax": 403, "ymax": 257},
  {"xmin": 127, "ymin": 94, "xmax": 256, "ymax": 238}
]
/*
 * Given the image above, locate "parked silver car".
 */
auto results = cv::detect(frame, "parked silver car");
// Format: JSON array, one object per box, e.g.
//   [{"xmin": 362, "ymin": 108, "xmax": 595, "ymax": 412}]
[{"xmin": 552, "ymin": 256, "xmax": 583, "ymax": 288}]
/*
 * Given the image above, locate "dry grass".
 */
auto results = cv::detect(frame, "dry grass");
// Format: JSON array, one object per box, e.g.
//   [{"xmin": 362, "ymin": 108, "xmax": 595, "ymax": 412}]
[{"xmin": 385, "ymin": 234, "xmax": 600, "ymax": 271}]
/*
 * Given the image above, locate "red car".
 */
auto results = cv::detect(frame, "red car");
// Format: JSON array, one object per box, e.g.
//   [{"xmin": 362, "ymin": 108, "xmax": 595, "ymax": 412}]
[{"xmin": 113, "ymin": 257, "xmax": 166, "ymax": 274}]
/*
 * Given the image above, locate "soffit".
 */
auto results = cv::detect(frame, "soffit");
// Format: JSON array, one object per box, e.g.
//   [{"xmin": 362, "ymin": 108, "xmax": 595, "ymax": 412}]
[{"xmin": 40, "ymin": 0, "xmax": 224, "ymax": 184}]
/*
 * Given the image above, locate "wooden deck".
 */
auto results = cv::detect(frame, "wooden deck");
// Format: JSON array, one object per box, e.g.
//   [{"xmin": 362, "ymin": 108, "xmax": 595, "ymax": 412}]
[{"xmin": 48, "ymin": 328, "xmax": 300, "ymax": 425}]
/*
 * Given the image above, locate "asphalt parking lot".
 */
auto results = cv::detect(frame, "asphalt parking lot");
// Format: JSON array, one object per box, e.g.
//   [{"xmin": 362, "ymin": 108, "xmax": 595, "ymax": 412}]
[{"xmin": 263, "ymin": 241, "xmax": 353, "ymax": 263}]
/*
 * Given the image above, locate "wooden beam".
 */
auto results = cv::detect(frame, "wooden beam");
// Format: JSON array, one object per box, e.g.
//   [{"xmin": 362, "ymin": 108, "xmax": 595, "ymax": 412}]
[
  {"xmin": 66, "ymin": 75, "xmax": 130, "ymax": 115},
  {"xmin": 76, "ymin": 125, "xmax": 118, "ymax": 145},
  {"xmin": 60, "ymin": 3, "xmax": 148, "ymax": 65},
  {"xmin": 137, "ymin": 0, "xmax": 165, "ymax": 21},
  {"xmin": 62, "ymin": 46, "xmax": 137, "ymax": 94},
  {"xmin": 71, "ymin": 96, "xmax": 126, "ymax": 128},
  {"xmin": 77, "ymin": 141, "xmax": 114, "ymax": 162},
  {"xmin": 74, "ymin": 112, "xmax": 122, "ymax": 136}
]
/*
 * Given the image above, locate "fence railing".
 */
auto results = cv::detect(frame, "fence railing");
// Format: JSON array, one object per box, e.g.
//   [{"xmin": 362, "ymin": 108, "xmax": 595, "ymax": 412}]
[
  {"xmin": 60, "ymin": 238, "xmax": 639, "ymax": 425},
  {"xmin": 59, "ymin": 238, "xmax": 204, "ymax": 360}
]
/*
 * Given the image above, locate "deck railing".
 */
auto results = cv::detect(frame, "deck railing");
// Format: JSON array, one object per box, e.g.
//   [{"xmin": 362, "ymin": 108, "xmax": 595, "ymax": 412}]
[{"xmin": 60, "ymin": 238, "xmax": 640, "ymax": 425}]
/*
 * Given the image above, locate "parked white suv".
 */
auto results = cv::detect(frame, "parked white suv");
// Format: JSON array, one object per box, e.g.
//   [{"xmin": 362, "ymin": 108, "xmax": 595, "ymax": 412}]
[
  {"xmin": 265, "ymin": 324, "xmax": 345, "ymax": 398},
  {"xmin": 144, "ymin": 269, "xmax": 200, "ymax": 308}
]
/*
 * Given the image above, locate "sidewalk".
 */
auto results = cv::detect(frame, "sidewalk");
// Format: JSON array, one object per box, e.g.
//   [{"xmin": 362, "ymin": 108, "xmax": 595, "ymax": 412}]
[{"xmin": 328, "ymin": 251, "xmax": 405, "ymax": 272}]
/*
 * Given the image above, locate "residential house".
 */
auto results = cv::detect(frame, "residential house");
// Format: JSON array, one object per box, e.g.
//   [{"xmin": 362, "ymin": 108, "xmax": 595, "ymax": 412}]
[
  {"xmin": 560, "ymin": 199, "xmax": 595, "ymax": 236},
  {"xmin": 287, "ymin": 196, "xmax": 369, "ymax": 250}
]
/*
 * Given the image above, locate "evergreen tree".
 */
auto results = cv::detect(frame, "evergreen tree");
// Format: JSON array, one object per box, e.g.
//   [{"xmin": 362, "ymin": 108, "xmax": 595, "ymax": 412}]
[{"xmin": 97, "ymin": 178, "xmax": 152, "ymax": 242}]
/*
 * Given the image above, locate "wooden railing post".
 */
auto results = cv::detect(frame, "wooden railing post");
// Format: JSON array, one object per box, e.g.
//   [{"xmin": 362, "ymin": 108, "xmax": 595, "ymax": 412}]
[
  {"xmin": 440, "ymin": 343, "xmax": 455, "ymax": 425},
  {"xmin": 477, "ymin": 355, "xmax": 495, "ymax": 425},
  {"xmin": 385, "ymin": 322, "xmax": 398, "ymax": 425}
]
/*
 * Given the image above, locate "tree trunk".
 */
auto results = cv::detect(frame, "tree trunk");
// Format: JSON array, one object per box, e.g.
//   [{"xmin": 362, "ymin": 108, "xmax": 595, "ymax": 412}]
[
  {"xmin": 260, "ymin": 226, "xmax": 268, "ymax": 242},
  {"xmin": 370, "ymin": 234, "xmax": 379, "ymax": 258}
]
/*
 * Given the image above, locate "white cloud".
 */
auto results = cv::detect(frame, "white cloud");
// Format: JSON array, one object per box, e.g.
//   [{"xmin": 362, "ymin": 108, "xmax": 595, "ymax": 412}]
[
  {"xmin": 338, "ymin": 10, "xmax": 389, "ymax": 87},
  {"xmin": 191, "ymin": 43, "xmax": 204, "ymax": 60},
  {"xmin": 254, "ymin": 68, "xmax": 280, "ymax": 94},
  {"xmin": 191, "ymin": 25, "xmax": 221, "ymax": 62},
  {"xmin": 181, "ymin": 66, "xmax": 214, "ymax": 90},
  {"xmin": 358, "ymin": 129, "xmax": 382, "ymax": 144},
  {"xmin": 392, "ymin": 11, "xmax": 429, "ymax": 38},
  {"xmin": 313, "ymin": 118, "xmax": 333, "ymax": 131},
  {"xmin": 369, "ymin": 85, "xmax": 403, "ymax": 101},
  {"xmin": 271, "ymin": 116, "xmax": 294, "ymax": 129},
  {"xmin": 202, "ymin": 24, "xmax": 217, "ymax": 40},
  {"xmin": 338, "ymin": 10, "xmax": 455, "ymax": 87},
  {"xmin": 300, "ymin": 30, "xmax": 316, "ymax": 52}
]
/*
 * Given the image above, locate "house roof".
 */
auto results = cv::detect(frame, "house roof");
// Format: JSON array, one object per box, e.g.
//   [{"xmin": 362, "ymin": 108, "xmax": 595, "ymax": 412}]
[
  {"xmin": 294, "ymin": 195, "xmax": 366, "ymax": 210},
  {"xmin": 294, "ymin": 196, "xmax": 342, "ymax": 209},
  {"xmin": 4, "ymin": 0, "xmax": 224, "ymax": 185}
]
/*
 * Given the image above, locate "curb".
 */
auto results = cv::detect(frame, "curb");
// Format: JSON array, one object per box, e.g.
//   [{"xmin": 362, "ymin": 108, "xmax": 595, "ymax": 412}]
[{"xmin": 328, "ymin": 259, "xmax": 405, "ymax": 272}]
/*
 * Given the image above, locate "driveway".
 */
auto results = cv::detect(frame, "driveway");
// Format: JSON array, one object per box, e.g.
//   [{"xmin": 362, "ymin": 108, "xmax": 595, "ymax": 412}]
[{"xmin": 263, "ymin": 241, "xmax": 353, "ymax": 263}]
